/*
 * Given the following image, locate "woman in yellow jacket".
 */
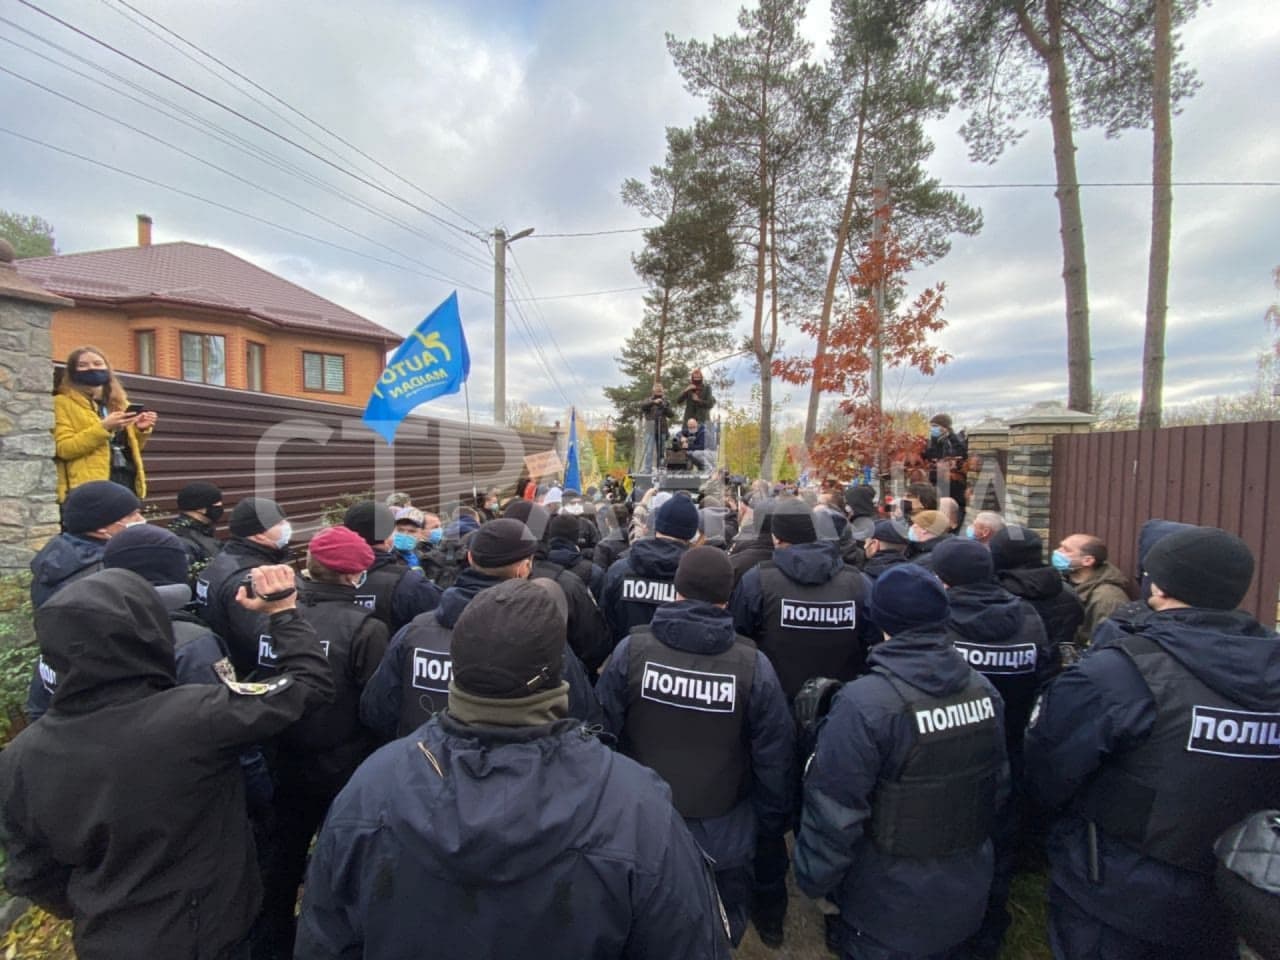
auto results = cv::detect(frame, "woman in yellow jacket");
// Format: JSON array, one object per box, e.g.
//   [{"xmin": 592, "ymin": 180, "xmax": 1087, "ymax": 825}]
[{"xmin": 54, "ymin": 345, "xmax": 157, "ymax": 502}]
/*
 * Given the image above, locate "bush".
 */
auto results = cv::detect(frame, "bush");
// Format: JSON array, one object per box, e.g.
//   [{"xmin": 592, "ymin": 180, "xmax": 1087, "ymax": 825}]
[{"xmin": 0, "ymin": 574, "xmax": 35, "ymax": 745}]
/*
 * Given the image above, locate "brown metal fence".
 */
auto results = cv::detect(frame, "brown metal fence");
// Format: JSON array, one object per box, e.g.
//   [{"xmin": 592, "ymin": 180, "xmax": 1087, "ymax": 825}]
[
  {"xmin": 116, "ymin": 372, "xmax": 553, "ymax": 535},
  {"xmin": 1049, "ymin": 421, "xmax": 1280, "ymax": 628}
]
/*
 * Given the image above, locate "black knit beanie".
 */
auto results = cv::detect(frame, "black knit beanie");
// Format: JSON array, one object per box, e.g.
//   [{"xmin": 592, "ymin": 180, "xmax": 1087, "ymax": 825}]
[
  {"xmin": 1144, "ymin": 526, "xmax": 1254, "ymax": 610},
  {"xmin": 675, "ymin": 545, "xmax": 734, "ymax": 604}
]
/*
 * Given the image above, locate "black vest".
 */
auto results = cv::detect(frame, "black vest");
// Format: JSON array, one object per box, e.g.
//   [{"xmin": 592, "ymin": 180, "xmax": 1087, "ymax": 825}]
[
  {"xmin": 617, "ymin": 567, "xmax": 680, "ymax": 635},
  {"xmin": 195, "ymin": 542, "xmax": 278, "ymax": 673},
  {"xmin": 869, "ymin": 668, "xmax": 1002, "ymax": 858},
  {"xmin": 756, "ymin": 562, "xmax": 870, "ymax": 699},
  {"xmin": 946, "ymin": 605, "xmax": 1044, "ymax": 750},
  {"xmin": 1078, "ymin": 634, "xmax": 1280, "ymax": 874},
  {"xmin": 393, "ymin": 613, "xmax": 455, "ymax": 738},
  {"xmin": 358, "ymin": 557, "xmax": 411, "ymax": 627},
  {"xmin": 623, "ymin": 626, "xmax": 756, "ymax": 819},
  {"xmin": 259, "ymin": 583, "xmax": 378, "ymax": 785}
]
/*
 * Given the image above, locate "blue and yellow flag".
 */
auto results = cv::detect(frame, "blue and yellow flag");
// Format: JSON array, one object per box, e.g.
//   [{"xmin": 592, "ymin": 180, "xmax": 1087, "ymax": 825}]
[{"xmin": 363, "ymin": 292, "xmax": 470, "ymax": 444}]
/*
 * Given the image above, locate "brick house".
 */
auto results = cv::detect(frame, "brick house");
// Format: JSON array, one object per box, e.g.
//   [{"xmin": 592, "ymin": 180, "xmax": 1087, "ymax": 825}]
[{"xmin": 16, "ymin": 216, "xmax": 401, "ymax": 406}]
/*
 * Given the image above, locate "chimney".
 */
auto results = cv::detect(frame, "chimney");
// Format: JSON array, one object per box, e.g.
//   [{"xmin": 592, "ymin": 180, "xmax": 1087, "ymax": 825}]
[{"xmin": 137, "ymin": 214, "xmax": 152, "ymax": 247}]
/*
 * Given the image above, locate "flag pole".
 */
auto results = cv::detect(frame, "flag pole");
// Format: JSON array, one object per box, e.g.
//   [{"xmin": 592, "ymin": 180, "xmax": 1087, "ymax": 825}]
[{"xmin": 463, "ymin": 381, "xmax": 479, "ymax": 505}]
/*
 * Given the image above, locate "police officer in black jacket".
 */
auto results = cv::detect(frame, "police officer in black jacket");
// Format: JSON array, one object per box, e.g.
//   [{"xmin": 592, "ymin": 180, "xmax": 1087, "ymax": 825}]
[
  {"xmin": 728, "ymin": 498, "xmax": 875, "ymax": 947},
  {"xmin": 168, "ymin": 480, "xmax": 224, "ymax": 578},
  {"xmin": 1026, "ymin": 527, "xmax": 1280, "ymax": 959},
  {"xmin": 602, "ymin": 493, "xmax": 700, "ymax": 648},
  {"xmin": 796, "ymin": 564, "xmax": 1009, "ymax": 959},
  {"xmin": 597, "ymin": 547, "xmax": 794, "ymax": 946},
  {"xmin": 253, "ymin": 525, "xmax": 389, "ymax": 960},
  {"xmin": 862, "ymin": 519, "xmax": 913, "ymax": 581},
  {"xmin": 196, "ymin": 498, "xmax": 294, "ymax": 676},
  {"xmin": 506, "ymin": 499, "xmax": 612, "ymax": 673},
  {"xmin": 933, "ymin": 538, "xmax": 1053, "ymax": 960},
  {"xmin": 547, "ymin": 512, "xmax": 605, "ymax": 601},
  {"xmin": 0, "ymin": 565, "xmax": 334, "ymax": 960},
  {"xmin": 343, "ymin": 501, "xmax": 442, "ymax": 633},
  {"xmin": 360, "ymin": 518, "xmax": 601, "ymax": 740}
]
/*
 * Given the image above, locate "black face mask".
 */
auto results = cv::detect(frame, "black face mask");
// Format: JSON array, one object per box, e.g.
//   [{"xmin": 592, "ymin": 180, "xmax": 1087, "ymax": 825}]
[
  {"xmin": 71, "ymin": 369, "xmax": 111, "ymax": 388},
  {"xmin": 204, "ymin": 504, "xmax": 225, "ymax": 523}
]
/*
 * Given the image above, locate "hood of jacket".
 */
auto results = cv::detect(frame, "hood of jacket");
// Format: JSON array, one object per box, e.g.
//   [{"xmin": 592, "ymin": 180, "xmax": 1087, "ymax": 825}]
[
  {"xmin": 772, "ymin": 540, "xmax": 844, "ymax": 585},
  {"xmin": 995, "ymin": 565, "xmax": 1065, "ymax": 602},
  {"xmin": 648, "ymin": 600, "xmax": 736, "ymax": 655},
  {"xmin": 864, "ymin": 550, "xmax": 911, "ymax": 579},
  {"xmin": 946, "ymin": 582, "xmax": 1027, "ymax": 644},
  {"xmin": 299, "ymin": 578, "xmax": 359, "ymax": 606},
  {"xmin": 434, "ymin": 568, "xmax": 506, "ymax": 629},
  {"xmin": 225, "ymin": 536, "xmax": 289, "ymax": 565},
  {"xmin": 407, "ymin": 715, "xmax": 628, "ymax": 885},
  {"xmin": 546, "ymin": 539, "xmax": 583, "ymax": 569},
  {"xmin": 1124, "ymin": 607, "xmax": 1280, "ymax": 710},
  {"xmin": 628, "ymin": 537, "xmax": 687, "ymax": 579},
  {"xmin": 37, "ymin": 568, "xmax": 176, "ymax": 713},
  {"xmin": 868, "ymin": 624, "xmax": 975, "ymax": 698},
  {"xmin": 30, "ymin": 533, "xmax": 105, "ymax": 591}
]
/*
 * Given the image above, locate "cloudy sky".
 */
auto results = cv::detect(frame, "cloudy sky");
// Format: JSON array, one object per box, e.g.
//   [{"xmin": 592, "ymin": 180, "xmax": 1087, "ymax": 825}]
[{"xmin": 2, "ymin": 0, "xmax": 1277, "ymax": 433}]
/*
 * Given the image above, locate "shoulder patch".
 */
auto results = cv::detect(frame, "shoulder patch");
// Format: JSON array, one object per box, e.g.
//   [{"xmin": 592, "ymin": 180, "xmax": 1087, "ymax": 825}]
[{"xmin": 219, "ymin": 672, "xmax": 293, "ymax": 697}]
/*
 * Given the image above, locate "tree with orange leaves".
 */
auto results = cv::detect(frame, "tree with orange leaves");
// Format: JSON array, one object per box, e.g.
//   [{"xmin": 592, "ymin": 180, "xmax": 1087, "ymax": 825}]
[{"xmin": 774, "ymin": 221, "xmax": 949, "ymax": 478}]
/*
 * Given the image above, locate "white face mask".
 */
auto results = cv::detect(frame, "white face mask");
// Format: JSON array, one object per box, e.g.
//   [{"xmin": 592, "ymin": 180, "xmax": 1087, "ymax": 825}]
[{"xmin": 275, "ymin": 522, "xmax": 293, "ymax": 550}]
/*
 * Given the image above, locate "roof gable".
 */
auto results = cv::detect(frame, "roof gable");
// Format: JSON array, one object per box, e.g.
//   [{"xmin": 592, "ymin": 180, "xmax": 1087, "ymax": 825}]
[{"xmin": 17, "ymin": 242, "xmax": 401, "ymax": 344}]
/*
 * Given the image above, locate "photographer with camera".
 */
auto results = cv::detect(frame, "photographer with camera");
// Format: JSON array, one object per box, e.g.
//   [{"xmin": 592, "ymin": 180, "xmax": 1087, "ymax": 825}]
[{"xmin": 639, "ymin": 383, "xmax": 674, "ymax": 473}]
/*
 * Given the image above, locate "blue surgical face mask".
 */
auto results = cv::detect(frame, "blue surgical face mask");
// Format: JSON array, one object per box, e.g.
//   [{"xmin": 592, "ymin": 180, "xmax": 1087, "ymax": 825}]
[
  {"xmin": 965, "ymin": 524, "xmax": 976, "ymax": 540},
  {"xmin": 71, "ymin": 368, "xmax": 111, "ymax": 388},
  {"xmin": 274, "ymin": 521, "xmax": 292, "ymax": 550},
  {"xmin": 354, "ymin": 570, "xmax": 368, "ymax": 588},
  {"xmin": 392, "ymin": 531, "xmax": 417, "ymax": 552},
  {"xmin": 929, "ymin": 425, "xmax": 942, "ymax": 438},
  {"xmin": 1051, "ymin": 549, "xmax": 1073, "ymax": 572},
  {"xmin": 908, "ymin": 526, "xmax": 920, "ymax": 543},
  {"xmin": 427, "ymin": 527, "xmax": 444, "ymax": 545}
]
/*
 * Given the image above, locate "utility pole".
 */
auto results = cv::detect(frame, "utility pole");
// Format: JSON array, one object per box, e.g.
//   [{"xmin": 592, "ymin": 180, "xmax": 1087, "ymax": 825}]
[
  {"xmin": 870, "ymin": 160, "xmax": 888, "ymax": 484},
  {"xmin": 493, "ymin": 226, "xmax": 534, "ymax": 424}
]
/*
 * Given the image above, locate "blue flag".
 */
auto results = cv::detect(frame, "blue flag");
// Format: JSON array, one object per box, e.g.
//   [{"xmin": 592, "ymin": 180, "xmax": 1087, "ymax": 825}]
[
  {"xmin": 563, "ymin": 407, "xmax": 581, "ymax": 493},
  {"xmin": 363, "ymin": 292, "xmax": 470, "ymax": 444}
]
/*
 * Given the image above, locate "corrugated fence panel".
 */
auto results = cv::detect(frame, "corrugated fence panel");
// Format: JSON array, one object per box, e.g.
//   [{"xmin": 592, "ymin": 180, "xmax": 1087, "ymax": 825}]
[
  {"xmin": 117, "ymin": 373, "xmax": 552, "ymax": 535},
  {"xmin": 1053, "ymin": 422, "xmax": 1280, "ymax": 628}
]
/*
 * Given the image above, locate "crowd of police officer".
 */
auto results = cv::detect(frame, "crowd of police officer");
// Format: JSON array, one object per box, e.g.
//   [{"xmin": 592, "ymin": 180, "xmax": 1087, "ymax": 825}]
[{"xmin": 2, "ymin": 475, "xmax": 1279, "ymax": 960}]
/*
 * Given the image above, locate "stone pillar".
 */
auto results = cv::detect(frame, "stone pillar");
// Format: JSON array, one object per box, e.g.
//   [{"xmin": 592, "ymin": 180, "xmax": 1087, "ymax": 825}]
[
  {"xmin": 1005, "ymin": 402, "xmax": 1094, "ymax": 548},
  {"xmin": 0, "ymin": 239, "xmax": 70, "ymax": 580},
  {"xmin": 964, "ymin": 416, "xmax": 1009, "ymax": 514}
]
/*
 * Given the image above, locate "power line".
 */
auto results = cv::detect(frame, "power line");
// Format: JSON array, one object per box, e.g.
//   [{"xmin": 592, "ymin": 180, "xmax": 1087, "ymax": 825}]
[
  {"xmin": 508, "ymin": 285, "xmax": 648, "ymax": 301},
  {"xmin": 0, "ymin": 125, "xmax": 493, "ymax": 295},
  {"xmin": 529, "ymin": 227, "xmax": 649, "ymax": 238},
  {"xmin": 0, "ymin": 63, "xmax": 481, "ymax": 284},
  {"xmin": 506, "ymin": 249, "xmax": 592, "ymax": 404},
  {"xmin": 0, "ymin": 23, "xmax": 493, "ymax": 274},
  {"xmin": 101, "ymin": 0, "xmax": 489, "ymax": 233},
  {"xmin": 13, "ymin": 0, "xmax": 487, "ymax": 243},
  {"xmin": 938, "ymin": 180, "xmax": 1280, "ymax": 188}
]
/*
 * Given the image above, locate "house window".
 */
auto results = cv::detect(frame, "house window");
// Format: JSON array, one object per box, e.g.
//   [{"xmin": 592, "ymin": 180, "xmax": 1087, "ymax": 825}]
[
  {"xmin": 180, "ymin": 332, "xmax": 226, "ymax": 386},
  {"xmin": 303, "ymin": 351, "xmax": 345, "ymax": 393},
  {"xmin": 246, "ymin": 341, "xmax": 265, "ymax": 392},
  {"xmin": 135, "ymin": 330, "xmax": 156, "ymax": 376}
]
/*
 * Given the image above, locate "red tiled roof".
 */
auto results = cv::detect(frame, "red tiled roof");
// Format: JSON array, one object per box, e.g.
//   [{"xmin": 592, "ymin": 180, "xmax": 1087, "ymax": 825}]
[{"xmin": 16, "ymin": 242, "xmax": 401, "ymax": 345}]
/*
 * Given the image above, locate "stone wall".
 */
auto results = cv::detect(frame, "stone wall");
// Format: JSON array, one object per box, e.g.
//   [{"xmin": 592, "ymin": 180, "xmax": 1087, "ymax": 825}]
[
  {"xmin": 0, "ymin": 241, "xmax": 69, "ymax": 579},
  {"xmin": 1004, "ymin": 402, "xmax": 1094, "ymax": 551}
]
